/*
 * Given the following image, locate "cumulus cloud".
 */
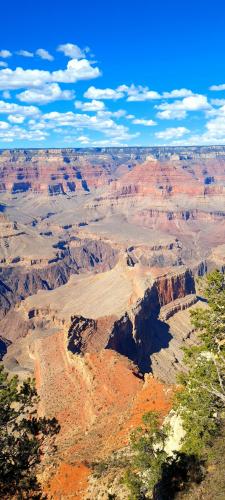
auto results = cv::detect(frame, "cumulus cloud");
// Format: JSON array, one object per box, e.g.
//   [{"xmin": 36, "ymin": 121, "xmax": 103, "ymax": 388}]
[
  {"xmin": 17, "ymin": 83, "xmax": 75, "ymax": 104},
  {"xmin": 0, "ymin": 61, "xmax": 8, "ymax": 68},
  {"xmin": 112, "ymin": 109, "xmax": 127, "ymax": 118},
  {"xmin": 124, "ymin": 86, "xmax": 193, "ymax": 101},
  {"xmin": 162, "ymin": 88, "xmax": 193, "ymax": 98},
  {"xmin": 0, "ymin": 58, "xmax": 101, "ymax": 90},
  {"xmin": 77, "ymin": 135, "xmax": 90, "ymax": 144},
  {"xmin": 33, "ymin": 110, "xmax": 139, "ymax": 142},
  {"xmin": 156, "ymin": 95, "xmax": 211, "ymax": 119},
  {"xmin": 17, "ymin": 50, "xmax": 34, "ymax": 58},
  {"xmin": 36, "ymin": 48, "xmax": 54, "ymax": 61},
  {"xmin": 169, "ymin": 105, "xmax": 225, "ymax": 145},
  {"xmin": 196, "ymin": 106, "xmax": 225, "ymax": 143},
  {"xmin": 57, "ymin": 43, "xmax": 85, "ymax": 59},
  {"xmin": 0, "ymin": 100, "xmax": 40, "ymax": 116},
  {"xmin": 211, "ymin": 98, "xmax": 225, "ymax": 106},
  {"xmin": 0, "ymin": 50, "xmax": 12, "ymax": 58},
  {"xmin": 156, "ymin": 108, "xmax": 186, "ymax": 120},
  {"xmin": 8, "ymin": 114, "xmax": 25, "ymax": 124},
  {"xmin": 206, "ymin": 115, "xmax": 225, "ymax": 137},
  {"xmin": 84, "ymin": 86, "xmax": 124, "ymax": 100},
  {"xmin": 124, "ymin": 85, "xmax": 160, "ymax": 101},
  {"xmin": 132, "ymin": 118, "xmax": 156, "ymax": 126},
  {"xmin": 0, "ymin": 124, "xmax": 48, "ymax": 142},
  {"xmin": 209, "ymin": 83, "xmax": 225, "ymax": 91},
  {"xmin": 0, "ymin": 121, "xmax": 10, "ymax": 129},
  {"xmin": 0, "ymin": 67, "xmax": 52, "ymax": 90},
  {"xmin": 155, "ymin": 127, "xmax": 190, "ymax": 139},
  {"xmin": 89, "ymin": 109, "xmax": 126, "ymax": 119},
  {"xmin": 52, "ymin": 58, "xmax": 101, "ymax": 83},
  {"xmin": 75, "ymin": 99, "xmax": 105, "ymax": 111},
  {"xmin": 84, "ymin": 84, "xmax": 193, "ymax": 102}
]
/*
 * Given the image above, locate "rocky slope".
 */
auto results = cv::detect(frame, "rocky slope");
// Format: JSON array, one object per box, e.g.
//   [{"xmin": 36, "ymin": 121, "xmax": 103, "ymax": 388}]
[
  {"xmin": 1, "ymin": 260, "xmax": 195, "ymax": 365},
  {"xmin": 1, "ymin": 259, "xmax": 195, "ymax": 479}
]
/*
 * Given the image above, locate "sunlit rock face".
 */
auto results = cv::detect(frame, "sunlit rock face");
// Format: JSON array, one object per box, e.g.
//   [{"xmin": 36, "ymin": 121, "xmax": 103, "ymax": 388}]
[{"xmin": 1, "ymin": 146, "xmax": 225, "ymax": 196}]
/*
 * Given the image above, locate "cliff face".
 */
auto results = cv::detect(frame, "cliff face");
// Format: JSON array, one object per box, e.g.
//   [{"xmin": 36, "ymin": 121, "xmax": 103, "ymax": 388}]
[
  {"xmin": 0, "ymin": 239, "xmax": 118, "ymax": 318},
  {"xmin": 1, "ymin": 147, "xmax": 225, "ymax": 197},
  {"xmin": 106, "ymin": 269, "xmax": 195, "ymax": 372},
  {"xmin": 0, "ymin": 149, "xmax": 114, "ymax": 195},
  {"xmin": 1, "ymin": 262, "xmax": 195, "ymax": 374}
]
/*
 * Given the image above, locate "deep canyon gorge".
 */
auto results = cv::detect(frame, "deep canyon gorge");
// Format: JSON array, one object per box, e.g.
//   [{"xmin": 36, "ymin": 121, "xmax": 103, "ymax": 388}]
[{"xmin": 0, "ymin": 146, "xmax": 225, "ymax": 498}]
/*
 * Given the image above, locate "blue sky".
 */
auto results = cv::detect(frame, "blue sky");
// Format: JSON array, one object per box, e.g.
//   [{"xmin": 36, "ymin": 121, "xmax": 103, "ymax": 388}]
[{"xmin": 0, "ymin": 0, "xmax": 225, "ymax": 147}]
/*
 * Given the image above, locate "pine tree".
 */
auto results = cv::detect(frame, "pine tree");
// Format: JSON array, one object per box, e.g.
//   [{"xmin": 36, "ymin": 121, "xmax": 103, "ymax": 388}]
[
  {"xmin": 175, "ymin": 270, "xmax": 225, "ymax": 455},
  {"xmin": 0, "ymin": 366, "xmax": 60, "ymax": 498}
]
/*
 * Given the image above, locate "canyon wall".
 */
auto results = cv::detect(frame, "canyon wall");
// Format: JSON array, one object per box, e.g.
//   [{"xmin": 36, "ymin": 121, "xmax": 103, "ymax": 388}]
[{"xmin": 1, "ymin": 146, "xmax": 225, "ymax": 196}]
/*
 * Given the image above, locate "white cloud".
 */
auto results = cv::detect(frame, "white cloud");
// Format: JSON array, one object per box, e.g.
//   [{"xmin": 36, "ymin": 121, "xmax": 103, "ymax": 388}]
[
  {"xmin": 0, "ymin": 67, "xmax": 52, "ymax": 90},
  {"xmin": 28, "ymin": 119, "xmax": 46, "ymax": 130},
  {"xmin": 91, "ymin": 138, "xmax": 130, "ymax": 146},
  {"xmin": 156, "ymin": 95, "xmax": 210, "ymax": 119},
  {"xmin": 77, "ymin": 135, "xmax": 90, "ymax": 144},
  {"xmin": 210, "ymin": 99, "xmax": 225, "ymax": 106},
  {"xmin": 0, "ymin": 121, "xmax": 9, "ymax": 129},
  {"xmin": 52, "ymin": 58, "xmax": 101, "ymax": 83},
  {"xmin": 119, "ymin": 85, "xmax": 193, "ymax": 101},
  {"xmin": 162, "ymin": 88, "xmax": 193, "ymax": 98},
  {"xmin": 155, "ymin": 127, "xmax": 190, "ymax": 139},
  {"xmin": 74, "ymin": 99, "xmax": 105, "ymax": 111},
  {"xmin": 122, "ymin": 84, "xmax": 160, "ymax": 101},
  {"xmin": 36, "ymin": 48, "xmax": 54, "ymax": 61},
  {"xmin": 57, "ymin": 43, "xmax": 85, "ymax": 59},
  {"xmin": 8, "ymin": 114, "xmax": 25, "ymax": 124},
  {"xmin": 209, "ymin": 83, "xmax": 225, "ymax": 91},
  {"xmin": 0, "ymin": 62, "xmax": 8, "ymax": 68},
  {"xmin": 89, "ymin": 109, "xmax": 126, "ymax": 118},
  {"xmin": 84, "ymin": 86, "xmax": 124, "ymax": 100},
  {"xmin": 0, "ymin": 50, "xmax": 12, "ymax": 58},
  {"xmin": 84, "ymin": 84, "xmax": 193, "ymax": 103},
  {"xmin": 36, "ymin": 110, "xmax": 139, "ymax": 142},
  {"xmin": 17, "ymin": 83, "xmax": 75, "ymax": 104},
  {"xmin": 170, "ymin": 106, "xmax": 225, "ymax": 145},
  {"xmin": 112, "ymin": 109, "xmax": 127, "ymax": 118},
  {"xmin": 17, "ymin": 50, "xmax": 34, "ymax": 58},
  {"xmin": 0, "ymin": 100, "xmax": 40, "ymax": 116},
  {"xmin": 0, "ymin": 124, "xmax": 48, "ymax": 142},
  {"xmin": 132, "ymin": 118, "xmax": 156, "ymax": 126},
  {"xmin": 156, "ymin": 108, "xmax": 186, "ymax": 120},
  {"xmin": 198, "ymin": 107, "xmax": 225, "ymax": 143},
  {"xmin": 0, "ymin": 58, "xmax": 101, "ymax": 90}
]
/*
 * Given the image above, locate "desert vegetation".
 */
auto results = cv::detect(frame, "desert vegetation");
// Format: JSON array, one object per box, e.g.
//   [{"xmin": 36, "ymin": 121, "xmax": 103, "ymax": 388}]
[{"xmin": 0, "ymin": 369, "xmax": 59, "ymax": 499}]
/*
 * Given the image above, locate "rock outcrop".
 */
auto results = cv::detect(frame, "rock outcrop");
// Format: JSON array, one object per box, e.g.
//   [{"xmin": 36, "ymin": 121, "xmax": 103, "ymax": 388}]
[
  {"xmin": 0, "ymin": 236, "xmax": 118, "ymax": 318},
  {"xmin": 1, "ymin": 261, "xmax": 195, "ymax": 374}
]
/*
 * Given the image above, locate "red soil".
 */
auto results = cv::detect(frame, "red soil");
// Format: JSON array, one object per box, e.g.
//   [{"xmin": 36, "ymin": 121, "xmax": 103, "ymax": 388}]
[{"xmin": 46, "ymin": 463, "xmax": 90, "ymax": 499}]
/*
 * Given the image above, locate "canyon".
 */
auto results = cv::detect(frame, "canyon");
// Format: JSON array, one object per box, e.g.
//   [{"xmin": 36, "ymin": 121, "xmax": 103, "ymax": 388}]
[{"xmin": 0, "ymin": 146, "xmax": 225, "ymax": 498}]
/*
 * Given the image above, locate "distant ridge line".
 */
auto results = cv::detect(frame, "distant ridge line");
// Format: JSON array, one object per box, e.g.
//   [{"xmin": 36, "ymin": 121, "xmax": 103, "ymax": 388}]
[{"xmin": 1, "ymin": 145, "xmax": 225, "ymax": 153}]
